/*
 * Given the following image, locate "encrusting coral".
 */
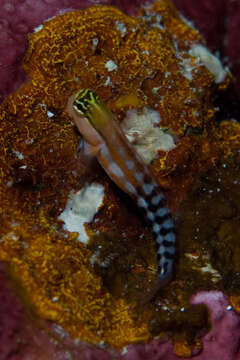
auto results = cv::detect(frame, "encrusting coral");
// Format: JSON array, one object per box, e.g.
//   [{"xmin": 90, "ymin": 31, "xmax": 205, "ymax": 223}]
[{"xmin": 0, "ymin": 0, "xmax": 240, "ymax": 355}]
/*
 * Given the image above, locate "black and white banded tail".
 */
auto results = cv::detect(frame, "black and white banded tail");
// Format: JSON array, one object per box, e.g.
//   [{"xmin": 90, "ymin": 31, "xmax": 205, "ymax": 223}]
[{"xmin": 137, "ymin": 179, "xmax": 176, "ymax": 286}]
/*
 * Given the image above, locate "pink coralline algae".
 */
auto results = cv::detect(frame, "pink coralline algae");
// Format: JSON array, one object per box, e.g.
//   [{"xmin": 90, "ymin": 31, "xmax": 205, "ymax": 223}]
[
  {"xmin": 0, "ymin": 263, "xmax": 25, "ymax": 360},
  {"xmin": 122, "ymin": 292, "xmax": 240, "ymax": 360},
  {"xmin": 190, "ymin": 292, "xmax": 240, "ymax": 360},
  {"xmin": 1, "ymin": 273, "xmax": 239, "ymax": 360}
]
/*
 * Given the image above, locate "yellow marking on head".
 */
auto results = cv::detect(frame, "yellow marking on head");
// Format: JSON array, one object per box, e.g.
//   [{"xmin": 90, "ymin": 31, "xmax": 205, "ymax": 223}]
[{"xmin": 73, "ymin": 89, "xmax": 113, "ymax": 132}]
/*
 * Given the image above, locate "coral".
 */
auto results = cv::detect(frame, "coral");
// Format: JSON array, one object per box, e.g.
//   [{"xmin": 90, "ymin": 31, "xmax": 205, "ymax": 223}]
[
  {"xmin": 172, "ymin": 0, "xmax": 240, "ymax": 97},
  {"xmin": 1, "ymin": 0, "xmax": 240, "ymax": 103},
  {"xmin": 0, "ymin": 1, "xmax": 240, "ymax": 359},
  {"xmin": 0, "ymin": 0, "xmax": 147, "ymax": 104}
]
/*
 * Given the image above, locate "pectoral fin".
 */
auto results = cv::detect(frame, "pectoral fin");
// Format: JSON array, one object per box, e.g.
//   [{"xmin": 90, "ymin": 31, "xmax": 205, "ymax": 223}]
[{"xmin": 77, "ymin": 139, "xmax": 101, "ymax": 168}]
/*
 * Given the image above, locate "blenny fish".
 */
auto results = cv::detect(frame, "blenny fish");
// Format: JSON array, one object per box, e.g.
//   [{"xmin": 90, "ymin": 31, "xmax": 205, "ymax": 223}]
[{"xmin": 67, "ymin": 89, "xmax": 176, "ymax": 295}]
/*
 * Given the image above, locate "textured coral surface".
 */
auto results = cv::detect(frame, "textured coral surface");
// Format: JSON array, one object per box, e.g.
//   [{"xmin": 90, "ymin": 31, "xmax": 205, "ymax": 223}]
[
  {"xmin": 173, "ymin": 0, "xmax": 240, "ymax": 97},
  {"xmin": 0, "ymin": 0, "xmax": 240, "ymax": 359},
  {"xmin": 0, "ymin": 0, "xmax": 240, "ymax": 103},
  {"xmin": 0, "ymin": 0, "xmax": 144, "ymax": 104}
]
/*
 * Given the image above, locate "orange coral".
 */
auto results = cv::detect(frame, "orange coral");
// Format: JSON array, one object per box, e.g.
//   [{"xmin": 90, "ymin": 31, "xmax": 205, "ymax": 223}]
[{"xmin": 0, "ymin": 0, "xmax": 239, "ymax": 351}]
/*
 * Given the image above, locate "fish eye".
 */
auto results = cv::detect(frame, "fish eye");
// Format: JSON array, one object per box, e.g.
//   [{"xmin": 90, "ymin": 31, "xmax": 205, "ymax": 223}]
[
  {"xmin": 73, "ymin": 89, "xmax": 100, "ymax": 118},
  {"xmin": 73, "ymin": 99, "xmax": 89, "ymax": 115}
]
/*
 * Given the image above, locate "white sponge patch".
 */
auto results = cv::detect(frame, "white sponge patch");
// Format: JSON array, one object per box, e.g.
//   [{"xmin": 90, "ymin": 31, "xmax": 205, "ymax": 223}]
[
  {"xmin": 58, "ymin": 183, "xmax": 104, "ymax": 243},
  {"xmin": 121, "ymin": 107, "xmax": 175, "ymax": 164},
  {"xmin": 189, "ymin": 44, "xmax": 227, "ymax": 83}
]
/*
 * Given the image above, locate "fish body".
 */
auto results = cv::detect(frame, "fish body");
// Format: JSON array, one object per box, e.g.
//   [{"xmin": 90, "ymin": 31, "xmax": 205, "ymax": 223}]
[{"xmin": 67, "ymin": 89, "xmax": 176, "ymax": 290}]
